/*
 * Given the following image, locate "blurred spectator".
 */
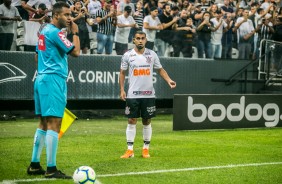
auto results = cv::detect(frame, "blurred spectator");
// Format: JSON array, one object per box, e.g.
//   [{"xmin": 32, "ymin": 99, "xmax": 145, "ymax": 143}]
[
  {"xmin": 117, "ymin": 0, "xmax": 135, "ymax": 41},
  {"xmin": 221, "ymin": 12, "xmax": 234, "ymax": 59},
  {"xmin": 221, "ymin": 0, "xmax": 235, "ymax": 18},
  {"xmin": 180, "ymin": 0, "xmax": 190, "ymax": 10},
  {"xmin": 200, "ymin": 0, "xmax": 211, "ymax": 7},
  {"xmin": 23, "ymin": 0, "xmax": 56, "ymax": 17},
  {"xmin": 210, "ymin": 10, "xmax": 228, "ymax": 59},
  {"xmin": 238, "ymin": 0, "xmax": 249, "ymax": 9},
  {"xmin": 29, "ymin": 3, "xmax": 50, "ymax": 24},
  {"xmin": 196, "ymin": 11, "xmax": 213, "ymax": 58},
  {"xmin": 115, "ymin": 6, "xmax": 137, "ymax": 55},
  {"xmin": 96, "ymin": 0, "xmax": 116, "ymax": 54},
  {"xmin": 12, "ymin": 0, "xmax": 28, "ymax": 20},
  {"xmin": 155, "ymin": 3, "xmax": 178, "ymax": 56},
  {"xmin": 260, "ymin": 0, "xmax": 271, "ymax": 10},
  {"xmin": 253, "ymin": 5, "xmax": 273, "ymax": 59},
  {"xmin": 209, "ymin": 4, "xmax": 219, "ymax": 18},
  {"xmin": 0, "ymin": 0, "xmax": 22, "ymax": 50},
  {"xmin": 172, "ymin": 11, "xmax": 196, "ymax": 58},
  {"xmin": 144, "ymin": 0, "xmax": 157, "ymax": 15},
  {"xmin": 156, "ymin": 0, "xmax": 165, "ymax": 15},
  {"xmin": 256, "ymin": 18, "xmax": 274, "ymax": 47},
  {"xmin": 191, "ymin": 3, "xmax": 204, "ymax": 27},
  {"xmin": 72, "ymin": 0, "xmax": 93, "ymax": 54},
  {"xmin": 171, "ymin": 5, "xmax": 179, "ymax": 17},
  {"xmin": 117, "ymin": 0, "xmax": 135, "ymax": 16},
  {"xmin": 235, "ymin": 8, "xmax": 255, "ymax": 59},
  {"xmin": 272, "ymin": 13, "xmax": 282, "ymax": 71},
  {"xmin": 67, "ymin": 0, "xmax": 86, "ymax": 12},
  {"xmin": 143, "ymin": 6, "xmax": 163, "ymax": 50},
  {"xmin": 132, "ymin": 1, "xmax": 144, "ymax": 37},
  {"xmin": 166, "ymin": 0, "xmax": 177, "ymax": 7},
  {"xmin": 232, "ymin": 6, "xmax": 243, "ymax": 49},
  {"xmin": 88, "ymin": 0, "xmax": 102, "ymax": 32}
]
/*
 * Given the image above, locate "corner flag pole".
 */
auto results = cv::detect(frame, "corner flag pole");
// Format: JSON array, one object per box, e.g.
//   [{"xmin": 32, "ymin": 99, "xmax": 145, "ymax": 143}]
[{"xmin": 59, "ymin": 108, "xmax": 77, "ymax": 139}]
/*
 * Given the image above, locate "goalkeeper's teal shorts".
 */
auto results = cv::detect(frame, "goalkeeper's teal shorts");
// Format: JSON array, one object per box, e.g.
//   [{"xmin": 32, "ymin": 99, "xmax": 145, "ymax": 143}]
[{"xmin": 34, "ymin": 74, "xmax": 66, "ymax": 118}]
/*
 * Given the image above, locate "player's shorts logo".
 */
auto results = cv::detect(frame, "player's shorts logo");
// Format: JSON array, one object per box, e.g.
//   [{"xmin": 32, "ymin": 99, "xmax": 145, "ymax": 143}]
[
  {"xmin": 147, "ymin": 106, "xmax": 156, "ymax": 115},
  {"xmin": 125, "ymin": 106, "xmax": 130, "ymax": 115}
]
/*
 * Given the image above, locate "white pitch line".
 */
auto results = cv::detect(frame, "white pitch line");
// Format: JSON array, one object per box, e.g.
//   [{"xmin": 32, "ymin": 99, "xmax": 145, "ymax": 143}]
[
  {"xmin": 98, "ymin": 161, "xmax": 282, "ymax": 177},
  {"xmin": 1, "ymin": 178, "xmax": 103, "ymax": 184},
  {"xmin": 1, "ymin": 162, "xmax": 282, "ymax": 183}
]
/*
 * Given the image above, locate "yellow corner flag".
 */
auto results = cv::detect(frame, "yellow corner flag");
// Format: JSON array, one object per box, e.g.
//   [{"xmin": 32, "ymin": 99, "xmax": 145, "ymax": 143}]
[{"xmin": 59, "ymin": 108, "xmax": 77, "ymax": 139}]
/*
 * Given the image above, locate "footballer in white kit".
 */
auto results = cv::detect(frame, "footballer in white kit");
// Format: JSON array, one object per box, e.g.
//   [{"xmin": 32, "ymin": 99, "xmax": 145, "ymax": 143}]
[
  {"xmin": 120, "ymin": 48, "xmax": 162, "ymax": 99},
  {"xmin": 119, "ymin": 31, "xmax": 176, "ymax": 159}
]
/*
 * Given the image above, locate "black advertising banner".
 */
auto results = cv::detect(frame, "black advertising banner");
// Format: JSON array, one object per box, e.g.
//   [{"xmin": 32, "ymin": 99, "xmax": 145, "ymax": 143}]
[
  {"xmin": 0, "ymin": 51, "xmax": 265, "ymax": 100},
  {"xmin": 173, "ymin": 94, "xmax": 282, "ymax": 130}
]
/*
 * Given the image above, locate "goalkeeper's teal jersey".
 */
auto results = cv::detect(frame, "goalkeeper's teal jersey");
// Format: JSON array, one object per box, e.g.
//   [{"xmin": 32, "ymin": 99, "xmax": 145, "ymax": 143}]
[{"xmin": 36, "ymin": 24, "xmax": 74, "ymax": 79}]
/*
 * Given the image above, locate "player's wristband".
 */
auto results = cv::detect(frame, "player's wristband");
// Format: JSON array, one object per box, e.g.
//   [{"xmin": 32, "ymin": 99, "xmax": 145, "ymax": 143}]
[{"xmin": 73, "ymin": 32, "xmax": 79, "ymax": 36}]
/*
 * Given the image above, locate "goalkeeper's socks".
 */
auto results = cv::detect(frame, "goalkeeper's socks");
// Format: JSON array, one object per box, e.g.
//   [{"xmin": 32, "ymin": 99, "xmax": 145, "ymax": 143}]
[
  {"xmin": 31, "ymin": 128, "xmax": 46, "ymax": 163},
  {"xmin": 46, "ymin": 130, "xmax": 58, "ymax": 167}
]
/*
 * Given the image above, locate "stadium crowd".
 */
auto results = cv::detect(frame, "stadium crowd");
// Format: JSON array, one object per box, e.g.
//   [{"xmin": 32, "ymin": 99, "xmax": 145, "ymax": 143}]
[{"xmin": 1, "ymin": 0, "xmax": 282, "ymax": 62}]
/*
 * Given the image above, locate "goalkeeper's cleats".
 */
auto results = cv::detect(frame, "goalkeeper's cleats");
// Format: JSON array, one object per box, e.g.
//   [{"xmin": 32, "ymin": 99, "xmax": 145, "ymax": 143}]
[
  {"xmin": 27, "ymin": 166, "xmax": 46, "ymax": 175},
  {"xmin": 45, "ymin": 170, "xmax": 72, "ymax": 179}
]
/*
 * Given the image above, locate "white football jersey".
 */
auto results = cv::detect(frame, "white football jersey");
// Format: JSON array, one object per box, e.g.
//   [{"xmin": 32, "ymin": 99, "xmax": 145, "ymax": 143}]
[{"xmin": 121, "ymin": 48, "xmax": 162, "ymax": 99}]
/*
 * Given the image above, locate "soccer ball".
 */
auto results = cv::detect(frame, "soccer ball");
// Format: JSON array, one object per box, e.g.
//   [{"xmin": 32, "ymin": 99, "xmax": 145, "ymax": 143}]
[{"xmin": 73, "ymin": 166, "xmax": 96, "ymax": 184}]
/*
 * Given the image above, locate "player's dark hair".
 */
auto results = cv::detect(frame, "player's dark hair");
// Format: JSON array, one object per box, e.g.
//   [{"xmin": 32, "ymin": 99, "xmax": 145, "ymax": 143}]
[
  {"xmin": 52, "ymin": 2, "xmax": 70, "ymax": 17},
  {"xmin": 134, "ymin": 31, "xmax": 146, "ymax": 38}
]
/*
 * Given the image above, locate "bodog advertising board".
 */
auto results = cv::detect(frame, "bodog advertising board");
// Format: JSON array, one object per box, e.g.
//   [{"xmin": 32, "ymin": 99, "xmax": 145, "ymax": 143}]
[{"xmin": 173, "ymin": 94, "xmax": 282, "ymax": 130}]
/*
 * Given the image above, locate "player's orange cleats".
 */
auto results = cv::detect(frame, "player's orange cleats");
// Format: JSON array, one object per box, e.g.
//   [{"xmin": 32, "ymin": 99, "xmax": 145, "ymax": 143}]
[
  {"xmin": 142, "ymin": 148, "xmax": 150, "ymax": 158},
  {"xmin": 120, "ymin": 149, "xmax": 134, "ymax": 158}
]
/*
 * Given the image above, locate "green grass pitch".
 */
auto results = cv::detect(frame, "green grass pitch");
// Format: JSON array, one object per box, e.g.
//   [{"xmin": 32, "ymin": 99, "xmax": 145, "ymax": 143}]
[{"xmin": 0, "ymin": 115, "xmax": 282, "ymax": 184}]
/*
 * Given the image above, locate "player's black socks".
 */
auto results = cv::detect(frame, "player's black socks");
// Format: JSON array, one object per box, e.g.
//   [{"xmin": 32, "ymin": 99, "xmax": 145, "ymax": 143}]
[
  {"xmin": 47, "ymin": 166, "xmax": 57, "ymax": 173},
  {"xmin": 30, "ymin": 162, "xmax": 41, "ymax": 169}
]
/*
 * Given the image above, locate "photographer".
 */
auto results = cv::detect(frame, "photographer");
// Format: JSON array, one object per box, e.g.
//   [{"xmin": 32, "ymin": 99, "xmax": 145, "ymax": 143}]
[
  {"xmin": 271, "ymin": 14, "xmax": 282, "ymax": 72},
  {"xmin": 196, "ymin": 11, "xmax": 214, "ymax": 58},
  {"xmin": 71, "ymin": 0, "xmax": 93, "ymax": 54},
  {"xmin": 222, "ymin": 12, "xmax": 235, "ymax": 59},
  {"xmin": 172, "ymin": 13, "xmax": 196, "ymax": 58},
  {"xmin": 115, "ymin": 6, "xmax": 137, "ymax": 55},
  {"xmin": 191, "ymin": 3, "xmax": 204, "ymax": 27},
  {"xmin": 234, "ymin": 8, "xmax": 255, "ymax": 60},
  {"xmin": 29, "ymin": 3, "xmax": 51, "ymax": 24}
]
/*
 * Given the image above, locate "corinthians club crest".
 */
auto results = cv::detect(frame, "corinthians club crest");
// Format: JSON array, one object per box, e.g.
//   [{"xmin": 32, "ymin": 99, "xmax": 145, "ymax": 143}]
[{"xmin": 145, "ymin": 56, "xmax": 152, "ymax": 64}]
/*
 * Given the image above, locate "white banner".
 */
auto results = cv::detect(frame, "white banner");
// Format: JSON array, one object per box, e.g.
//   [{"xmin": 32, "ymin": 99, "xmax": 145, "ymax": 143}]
[{"xmin": 24, "ymin": 21, "xmax": 41, "ymax": 46}]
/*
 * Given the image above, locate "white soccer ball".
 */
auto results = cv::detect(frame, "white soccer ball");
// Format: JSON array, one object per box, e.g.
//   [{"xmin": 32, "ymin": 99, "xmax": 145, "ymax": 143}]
[{"xmin": 73, "ymin": 166, "xmax": 96, "ymax": 184}]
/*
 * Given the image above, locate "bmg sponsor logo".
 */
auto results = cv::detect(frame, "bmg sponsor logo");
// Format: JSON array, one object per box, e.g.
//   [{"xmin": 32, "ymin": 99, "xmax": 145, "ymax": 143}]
[{"xmin": 187, "ymin": 96, "xmax": 281, "ymax": 127}]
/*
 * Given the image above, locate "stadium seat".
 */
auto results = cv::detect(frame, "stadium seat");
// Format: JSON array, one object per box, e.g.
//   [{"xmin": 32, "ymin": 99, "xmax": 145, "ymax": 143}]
[
  {"xmin": 192, "ymin": 46, "xmax": 198, "ymax": 58},
  {"xmin": 17, "ymin": 20, "xmax": 25, "ymax": 28},
  {"xmin": 90, "ymin": 41, "xmax": 97, "ymax": 54},
  {"xmin": 16, "ymin": 37, "xmax": 24, "ymax": 51},
  {"xmin": 232, "ymin": 48, "xmax": 239, "ymax": 59},
  {"xmin": 17, "ymin": 28, "xmax": 25, "ymax": 37}
]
